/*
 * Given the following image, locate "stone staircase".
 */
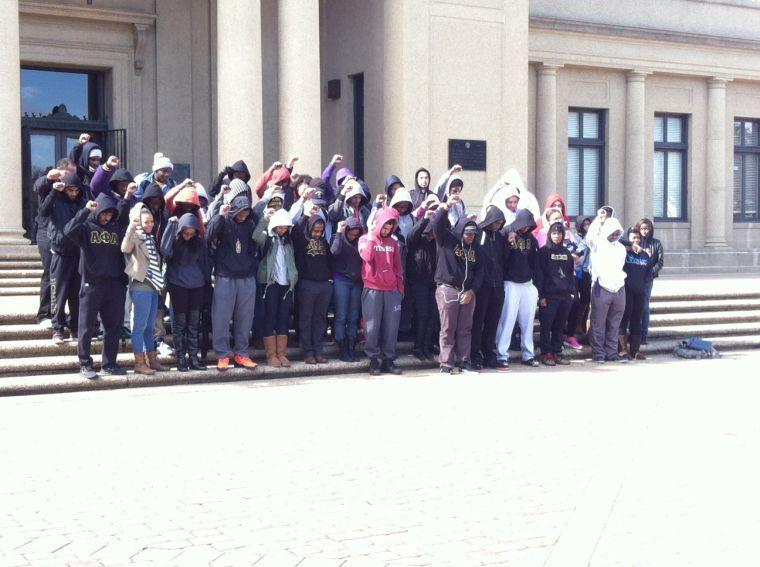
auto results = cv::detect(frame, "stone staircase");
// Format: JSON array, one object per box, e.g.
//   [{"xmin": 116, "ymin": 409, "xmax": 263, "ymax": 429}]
[{"xmin": 0, "ymin": 245, "xmax": 759, "ymax": 395}]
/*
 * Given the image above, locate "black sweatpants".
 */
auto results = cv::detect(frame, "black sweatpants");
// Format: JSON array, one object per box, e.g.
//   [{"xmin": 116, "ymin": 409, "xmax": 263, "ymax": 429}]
[
  {"xmin": 470, "ymin": 285, "xmax": 505, "ymax": 364},
  {"xmin": 77, "ymin": 278, "xmax": 127, "ymax": 368},
  {"xmin": 50, "ymin": 253, "xmax": 80, "ymax": 334},
  {"xmin": 566, "ymin": 271, "xmax": 591, "ymax": 336},
  {"xmin": 297, "ymin": 279, "xmax": 332, "ymax": 356},
  {"xmin": 37, "ymin": 234, "xmax": 52, "ymax": 321},
  {"xmin": 539, "ymin": 297, "xmax": 572, "ymax": 355},
  {"xmin": 262, "ymin": 283, "xmax": 293, "ymax": 337},
  {"xmin": 620, "ymin": 286, "xmax": 645, "ymax": 336},
  {"xmin": 168, "ymin": 283, "xmax": 205, "ymax": 315}
]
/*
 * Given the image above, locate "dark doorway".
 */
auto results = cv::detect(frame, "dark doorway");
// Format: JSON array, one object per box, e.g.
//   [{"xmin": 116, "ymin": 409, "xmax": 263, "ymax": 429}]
[{"xmin": 351, "ymin": 73, "xmax": 365, "ymax": 180}]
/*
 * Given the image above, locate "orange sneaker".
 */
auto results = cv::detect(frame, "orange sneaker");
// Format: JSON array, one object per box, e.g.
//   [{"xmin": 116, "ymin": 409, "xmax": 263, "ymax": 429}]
[
  {"xmin": 217, "ymin": 357, "xmax": 230, "ymax": 371},
  {"xmin": 234, "ymin": 355, "xmax": 257, "ymax": 369}
]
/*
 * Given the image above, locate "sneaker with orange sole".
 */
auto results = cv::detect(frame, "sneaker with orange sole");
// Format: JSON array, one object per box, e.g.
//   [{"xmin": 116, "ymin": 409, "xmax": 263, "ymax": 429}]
[
  {"xmin": 234, "ymin": 355, "xmax": 257, "ymax": 369},
  {"xmin": 217, "ymin": 357, "xmax": 230, "ymax": 371}
]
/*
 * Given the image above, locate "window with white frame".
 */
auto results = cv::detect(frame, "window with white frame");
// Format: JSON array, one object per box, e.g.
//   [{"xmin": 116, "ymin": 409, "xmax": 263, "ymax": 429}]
[
  {"xmin": 567, "ymin": 109, "xmax": 605, "ymax": 217},
  {"xmin": 653, "ymin": 114, "xmax": 688, "ymax": 221}
]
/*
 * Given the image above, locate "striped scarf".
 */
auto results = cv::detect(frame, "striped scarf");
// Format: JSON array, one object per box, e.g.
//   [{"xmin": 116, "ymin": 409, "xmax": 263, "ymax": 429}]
[{"xmin": 135, "ymin": 225, "xmax": 164, "ymax": 291}]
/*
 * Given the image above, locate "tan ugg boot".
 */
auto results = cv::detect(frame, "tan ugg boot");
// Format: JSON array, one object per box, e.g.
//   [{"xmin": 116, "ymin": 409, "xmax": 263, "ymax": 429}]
[
  {"xmin": 263, "ymin": 336, "xmax": 281, "ymax": 367},
  {"xmin": 134, "ymin": 353, "xmax": 156, "ymax": 375},
  {"xmin": 146, "ymin": 351, "xmax": 169, "ymax": 371},
  {"xmin": 276, "ymin": 335, "xmax": 291, "ymax": 367}
]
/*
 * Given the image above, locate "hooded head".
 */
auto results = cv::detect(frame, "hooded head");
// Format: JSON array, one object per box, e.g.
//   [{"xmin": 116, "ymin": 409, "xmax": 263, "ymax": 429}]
[
  {"xmin": 548, "ymin": 221, "xmax": 566, "ymax": 246},
  {"xmin": 344, "ymin": 179, "xmax": 367, "ymax": 209},
  {"xmin": 108, "ymin": 168, "xmax": 134, "ymax": 197},
  {"xmin": 414, "ymin": 167, "xmax": 431, "ymax": 190},
  {"xmin": 270, "ymin": 165, "xmax": 291, "ymax": 189},
  {"xmin": 478, "ymin": 205, "xmax": 505, "ymax": 232},
  {"xmin": 177, "ymin": 212, "xmax": 200, "ymax": 241},
  {"xmin": 445, "ymin": 175, "xmax": 464, "ymax": 196},
  {"xmin": 194, "ymin": 183, "xmax": 209, "ymax": 207},
  {"xmin": 372, "ymin": 207, "xmax": 399, "ymax": 239},
  {"xmin": 385, "ymin": 175, "xmax": 404, "ymax": 198},
  {"xmin": 229, "ymin": 195, "xmax": 252, "ymax": 223},
  {"xmin": 544, "ymin": 193, "xmax": 569, "ymax": 218},
  {"xmin": 141, "ymin": 183, "xmax": 165, "ymax": 213},
  {"xmin": 265, "ymin": 186, "xmax": 286, "ymax": 210},
  {"xmin": 308, "ymin": 178, "xmax": 330, "ymax": 207},
  {"xmin": 453, "ymin": 215, "xmax": 479, "ymax": 246},
  {"xmin": 507, "ymin": 208, "xmax": 537, "ymax": 234},
  {"xmin": 336, "ymin": 167, "xmax": 355, "ymax": 188},
  {"xmin": 307, "ymin": 214, "xmax": 326, "ymax": 240},
  {"xmin": 575, "ymin": 215, "xmax": 593, "ymax": 237},
  {"xmin": 61, "ymin": 172, "xmax": 83, "ymax": 201},
  {"xmin": 390, "ymin": 186, "xmax": 413, "ymax": 216},
  {"xmin": 174, "ymin": 185, "xmax": 201, "ymax": 217},
  {"xmin": 92, "ymin": 193, "xmax": 118, "ymax": 226},
  {"xmin": 229, "ymin": 160, "xmax": 251, "ymax": 183},
  {"xmin": 78, "ymin": 141, "xmax": 103, "ymax": 175},
  {"xmin": 344, "ymin": 216, "xmax": 364, "ymax": 242},
  {"xmin": 599, "ymin": 217, "xmax": 624, "ymax": 243},
  {"xmin": 268, "ymin": 208, "xmax": 294, "ymax": 237}
]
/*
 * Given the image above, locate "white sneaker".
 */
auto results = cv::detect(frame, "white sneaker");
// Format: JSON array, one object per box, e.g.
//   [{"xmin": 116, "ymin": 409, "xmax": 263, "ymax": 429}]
[
  {"xmin": 156, "ymin": 341, "xmax": 174, "ymax": 356},
  {"xmin": 38, "ymin": 318, "xmax": 53, "ymax": 329}
]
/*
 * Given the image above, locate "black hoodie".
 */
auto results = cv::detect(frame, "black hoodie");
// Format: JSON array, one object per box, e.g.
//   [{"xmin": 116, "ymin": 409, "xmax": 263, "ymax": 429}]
[
  {"xmin": 477, "ymin": 205, "xmax": 507, "ymax": 288},
  {"xmin": 206, "ymin": 195, "xmax": 258, "ymax": 278},
  {"xmin": 406, "ymin": 215, "xmax": 437, "ymax": 286},
  {"xmin": 70, "ymin": 141, "xmax": 102, "ymax": 192},
  {"xmin": 160, "ymin": 213, "xmax": 210, "ymax": 288},
  {"xmin": 430, "ymin": 207, "xmax": 483, "ymax": 292},
  {"xmin": 635, "ymin": 218, "xmax": 664, "ymax": 280},
  {"xmin": 140, "ymin": 183, "xmax": 170, "ymax": 243},
  {"xmin": 384, "ymin": 175, "xmax": 404, "ymax": 199},
  {"xmin": 64, "ymin": 193, "xmax": 129, "ymax": 284},
  {"xmin": 535, "ymin": 223, "xmax": 577, "ymax": 300},
  {"xmin": 502, "ymin": 208, "xmax": 538, "ymax": 283},
  {"xmin": 293, "ymin": 214, "xmax": 333, "ymax": 281},
  {"xmin": 38, "ymin": 174, "xmax": 85, "ymax": 257},
  {"xmin": 208, "ymin": 159, "xmax": 252, "ymax": 198},
  {"xmin": 409, "ymin": 167, "xmax": 433, "ymax": 210},
  {"xmin": 330, "ymin": 217, "xmax": 363, "ymax": 282}
]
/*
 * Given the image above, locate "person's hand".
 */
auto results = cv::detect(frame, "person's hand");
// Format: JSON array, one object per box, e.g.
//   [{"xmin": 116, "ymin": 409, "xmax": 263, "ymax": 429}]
[
  {"xmin": 508, "ymin": 231, "xmax": 517, "ymax": 244},
  {"xmin": 106, "ymin": 155, "xmax": 119, "ymax": 169},
  {"xmin": 450, "ymin": 164, "xmax": 463, "ymax": 174},
  {"xmin": 264, "ymin": 207, "xmax": 275, "ymax": 220},
  {"xmin": 78, "ymin": 133, "xmax": 91, "ymax": 145},
  {"xmin": 47, "ymin": 169, "xmax": 63, "ymax": 181},
  {"xmin": 539, "ymin": 298, "xmax": 547, "ymax": 308},
  {"xmin": 130, "ymin": 217, "xmax": 141, "ymax": 229},
  {"xmin": 181, "ymin": 178, "xmax": 194, "ymax": 187},
  {"xmin": 424, "ymin": 209, "xmax": 435, "ymax": 220},
  {"xmin": 269, "ymin": 161, "xmax": 283, "ymax": 172},
  {"xmin": 220, "ymin": 184, "xmax": 231, "ymax": 195},
  {"xmin": 446, "ymin": 194, "xmax": 461, "ymax": 208},
  {"xmin": 220, "ymin": 204, "xmax": 231, "ymax": 217},
  {"xmin": 467, "ymin": 213, "xmax": 478, "ymax": 221},
  {"xmin": 340, "ymin": 184, "xmax": 350, "ymax": 197},
  {"xmin": 331, "ymin": 154, "xmax": 343, "ymax": 165},
  {"xmin": 286, "ymin": 156, "xmax": 299, "ymax": 168},
  {"xmin": 375, "ymin": 194, "xmax": 387, "ymax": 206},
  {"xmin": 309, "ymin": 204, "xmax": 320, "ymax": 216},
  {"xmin": 337, "ymin": 220, "xmax": 346, "ymax": 234},
  {"xmin": 125, "ymin": 182, "xmax": 137, "ymax": 200},
  {"xmin": 632, "ymin": 242, "xmax": 641, "ymax": 254},
  {"xmin": 168, "ymin": 216, "xmax": 178, "ymax": 223},
  {"xmin": 459, "ymin": 290, "xmax": 474, "ymax": 305},
  {"xmin": 86, "ymin": 200, "xmax": 98, "ymax": 211},
  {"xmin": 53, "ymin": 181, "xmax": 65, "ymax": 192}
]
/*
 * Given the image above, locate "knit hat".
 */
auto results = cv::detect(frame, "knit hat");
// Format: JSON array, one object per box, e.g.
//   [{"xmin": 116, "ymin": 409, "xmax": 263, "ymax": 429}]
[
  {"xmin": 89, "ymin": 148, "xmax": 102, "ymax": 159},
  {"xmin": 194, "ymin": 183, "xmax": 208, "ymax": 203},
  {"xmin": 152, "ymin": 152, "xmax": 173, "ymax": 172},
  {"xmin": 224, "ymin": 178, "xmax": 251, "ymax": 204}
]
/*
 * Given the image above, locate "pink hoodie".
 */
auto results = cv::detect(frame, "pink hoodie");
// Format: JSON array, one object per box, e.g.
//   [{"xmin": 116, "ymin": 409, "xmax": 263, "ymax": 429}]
[{"xmin": 358, "ymin": 207, "xmax": 404, "ymax": 294}]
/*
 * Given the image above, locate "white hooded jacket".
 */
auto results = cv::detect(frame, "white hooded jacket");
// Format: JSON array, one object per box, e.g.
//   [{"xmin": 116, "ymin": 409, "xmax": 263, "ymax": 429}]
[{"xmin": 586, "ymin": 216, "xmax": 626, "ymax": 293}]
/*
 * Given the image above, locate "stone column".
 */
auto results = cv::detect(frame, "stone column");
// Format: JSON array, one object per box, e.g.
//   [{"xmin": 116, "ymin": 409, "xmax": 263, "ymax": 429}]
[
  {"xmin": 705, "ymin": 77, "xmax": 730, "ymax": 248},
  {"xmin": 535, "ymin": 63, "xmax": 562, "ymax": 206},
  {"xmin": 216, "ymin": 0, "xmax": 263, "ymax": 176},
  {"xmin": 623, "ymin": 70, "xmax": 648, "ymax": 227},
  {"xmin": 0, "ymin": 0, "xmax": 28, "ymax": 245},
  {"xmin": 278, "ymin": 0, "xmax": 322, "ymax": 175}
]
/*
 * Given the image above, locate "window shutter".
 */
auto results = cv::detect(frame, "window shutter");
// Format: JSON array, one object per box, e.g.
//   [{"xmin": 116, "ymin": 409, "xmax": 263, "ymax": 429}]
[
  {"xmin": 582, "ymin": 112, "xmax": 599, "ymax": 139},
  {"xmin": 567, "ymin": 147, "xmax": 580, "ymax": 216},
  {"xmin": 733, "ymin": 154, "xmax": 743, "ymax": 216},
  {"xmin": 568, "ymin": 112, "xmax": 580, "ymax": 138},
  {"xmin": 666, "ymin": 152, "xmax": 682, "ymax": 218},
  {"xmin": 653, "ymin": 151, "xmax": 665, "ymax": 218},
  {"xmin": 666, "ymin": 117, "xmax": 682, "ymax": 143},
  {"xmin": 654, "ymin": 117, "xmax": 665, "ymax": 143},
  {"xmin": 745, "ymin": 154, "xmax": 759, "ymax": 218},
  {"xmin": 582, "ymin": 148, "xmax": 599, "ymax": 216}
]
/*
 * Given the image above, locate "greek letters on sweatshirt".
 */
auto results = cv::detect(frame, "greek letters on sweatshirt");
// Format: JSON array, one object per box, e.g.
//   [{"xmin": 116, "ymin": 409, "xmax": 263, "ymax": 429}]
[
  {"xmin": 292, "ymin": 215, "xmax": 333, "ymax": 282},
  {"xmin": 430, "ymin": 207, "xmax": 483, "ymax": 293}
]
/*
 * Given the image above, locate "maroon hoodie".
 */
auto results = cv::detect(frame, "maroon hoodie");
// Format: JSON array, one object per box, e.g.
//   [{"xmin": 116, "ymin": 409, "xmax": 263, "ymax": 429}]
[{"xmin": 358, "ymin": 207, "xmax": 404, "ymax": 294}]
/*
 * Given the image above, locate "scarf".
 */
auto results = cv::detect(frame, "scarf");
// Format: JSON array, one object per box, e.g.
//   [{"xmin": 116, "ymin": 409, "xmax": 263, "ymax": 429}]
[{"xmin": 136, "ymin": 224, "xmax": 164, "ymax": 291}]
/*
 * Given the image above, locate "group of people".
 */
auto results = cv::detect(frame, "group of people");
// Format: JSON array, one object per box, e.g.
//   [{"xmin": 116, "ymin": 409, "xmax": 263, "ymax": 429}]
[{"xmin": 33, "ymin": 133, "xmax": 664, "ymax": 380}]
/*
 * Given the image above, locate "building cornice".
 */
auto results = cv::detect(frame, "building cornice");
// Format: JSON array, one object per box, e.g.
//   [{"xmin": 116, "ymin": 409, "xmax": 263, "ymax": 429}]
[
  {"xmin": 20, "ymin": 0, "xmax": 156, "ymax": 27},
  {"xmin": 530, "ymin": 16, "xmax": 760, "ymax": 52}
]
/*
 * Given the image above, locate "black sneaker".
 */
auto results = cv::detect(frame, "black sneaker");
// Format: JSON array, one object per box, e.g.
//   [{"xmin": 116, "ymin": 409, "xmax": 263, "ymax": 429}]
[
  {"xmin": 369, "ymin": 358, "xmax": 381, "ymax": 376},
  {"xmin": 593, "ymin": 356, "xmax": 606, "ymax": 364},
  {"xmin": 460, "ymin": 361, "xmax": 480, "ymax": 373},
  {"xmin": 607, "ymin": 354, "xmax": 629, "ymax": 364},
  {"xmin": 101, "ymin": 364, "xmax": 127, "ymax": 376},
  {"xmin": 439, "ymin": 366, "xmax": 452, "ymax": 374},
  {"xmin": 555, "ymin": 354, "xmax": 571, "ymax": 366},
  {"xmin": 521, "ymin": 358, "xmax": 540, "ymax": 368},
  {"xmin": 381, "ymin": 359, "xmax": 402, "ymax": 375},
  {"xmin": 412, "ymin": 348, "xmax": 427, "ymax": 361},
  {"xmin": 79, "ymin": 364, "xmax": 98, "ymax": 380},
  {"xmin": 495, "ymin": 360, "xmax": 510, "ymax": 371}
]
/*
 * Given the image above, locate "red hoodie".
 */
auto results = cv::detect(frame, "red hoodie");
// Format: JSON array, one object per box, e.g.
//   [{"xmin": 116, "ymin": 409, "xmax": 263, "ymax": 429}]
[
  {"xmin": 358, "ymin": 207, "xmax": 404, "ymax": 294},
  {"xmin": 254, "ymin": 166, "xmax": 291, "ymax": 198},
  {"xmin": 165, "ymin": 185, "xmax": 206, "ymax": 234},
  {"xmin": 534, "ymin": 192, "xmax": 571, "ymax": 235}
]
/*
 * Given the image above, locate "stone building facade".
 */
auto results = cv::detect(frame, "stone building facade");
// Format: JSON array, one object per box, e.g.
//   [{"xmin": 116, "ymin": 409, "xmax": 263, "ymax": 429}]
[{"xmin": 2, "ymin": 0, "xmax": 760, "ymax": 271}]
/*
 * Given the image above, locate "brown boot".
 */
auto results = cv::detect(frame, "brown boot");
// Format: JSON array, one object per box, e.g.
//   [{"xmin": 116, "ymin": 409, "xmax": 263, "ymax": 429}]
[
  {"xmin": 146, "ymin": 351, "xmax": 169, "ymax": 372},
  {"xmin": 618, "ymin": 335, "xmax": 629, "ymax": 358},
  {"xmin": 263, "ymin": 336, "xmax": 281, "ymax": 367},
  {"xmin": 276, "ymin": 335, "xmax": 290, "ymax": 367},
  {"xmin": 629, "ymin": 334, "xmax": 646, "ymax": 360},
  {"xmin": 134, "ymin": 353, "xmax": 156, "ymax": 375}
]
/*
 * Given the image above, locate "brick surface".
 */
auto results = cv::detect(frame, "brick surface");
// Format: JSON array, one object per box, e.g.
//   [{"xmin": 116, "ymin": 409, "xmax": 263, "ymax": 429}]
[{"xmin": 2, "ymin": 352, "xmax": 760, "ymax": 566}]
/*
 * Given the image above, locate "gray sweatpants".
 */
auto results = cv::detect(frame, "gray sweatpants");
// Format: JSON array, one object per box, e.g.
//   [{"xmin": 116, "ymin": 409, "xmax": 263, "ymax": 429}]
[
  {"xmin": 589, "ymin": 282, "xmax": 626, "ymax": 360},
  {"xmin": 212, "ymin": 275, "xmax": 257, "ymax": 359},
  {"xmin": 361, "ymin": 288, "xmax": 402, "ymax": 360}
]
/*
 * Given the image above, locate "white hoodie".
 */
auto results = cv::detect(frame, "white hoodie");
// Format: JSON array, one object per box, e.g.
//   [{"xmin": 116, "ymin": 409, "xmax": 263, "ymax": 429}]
[{"xmin": 586, "ymin": 217, "xmax": 626, "ymax": 293}]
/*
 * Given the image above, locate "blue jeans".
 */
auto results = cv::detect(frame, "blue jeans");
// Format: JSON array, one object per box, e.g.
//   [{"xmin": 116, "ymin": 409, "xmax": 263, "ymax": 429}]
[
  {"xmin": 642, "ymin": 279, "xmax": 654, "ymax": 340},
  {"xmin": 130, "ymin": 289, "xmax": 159, "ymax": 354},
  {"xmin": 333, "ymin": 277, "xmax": 362, "ymax": 342}
]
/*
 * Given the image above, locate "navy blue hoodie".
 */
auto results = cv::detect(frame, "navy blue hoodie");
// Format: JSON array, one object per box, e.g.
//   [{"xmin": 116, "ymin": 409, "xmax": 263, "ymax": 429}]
[
  {"xmin": 160, "ymin": 213, "xmax": 210, "ymax": 288},
  {"xmin": 330, "ymin": 217, "xmax": 363, "ymax": 282},
  {"xmin": 502, "ymin": 209, "xmax": 538, "ymax": 283},
  {"xmin": 38, "ymin": 173, "xmax": 85, "ymax": 257},
  {"xmin": 477, "ymin": 205, "xmax": 507, "ymax": 288},
  {"xmin": 64, "ymin": 193, "xmax": 129, "ymax": 284},
  {"xmin": 206, "ymin": 196, "xmax": 259, "ymax": 278}
]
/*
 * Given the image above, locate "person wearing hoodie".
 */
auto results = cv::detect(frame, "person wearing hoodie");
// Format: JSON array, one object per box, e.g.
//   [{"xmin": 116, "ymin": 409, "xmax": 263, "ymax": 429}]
[
  {"xmin": 289, "ymin": 179, "xmax": 334, "ymax": 242},
  {"xmin": 134, "ymin": 152, "xmax": 176, "ymax": 200},
  {"xmin": 39, "ymin": 172, "xmax": 85, "ymax": 344},
  {"xmin": 89, "ymin": 155, "xmax": 138, "ymax": 206},
  {"xmin": 161, "ymin": 213, "xmax": 211, "ymax": 372},
  {"xmin": 481, "ymin": 169, "xmax": 542, "ymax": 224},
  {"xmin": 254, "ymin": 160, "xmax": 294, "ymax": 200},
  {"xmin": 431, "ymin": 195, "xmax": 484, "ymax": 374},
  {"xmin": 409, "ymin": 167, "xmax": 433, "ymax": 210},
  {"xmin": 534, "ymin": 193, "xmax": 572, "ymax": 234},
  {"xmin": 535, "ymin": 207, "xmax": 565, "ymax": 248},
  {"xmin": 328, "ymin": 179, "xmax": 371, "ymax": 230},
  {"xmin": 208, "ymin": 159, "xmax": 251, "ymax": 199},
  {"xmin": 330, "ymin": 217, "xmax": 364, "ymax": 362},
  {"xmin": 292, "ymin": 210, "xmax": 333, "ymax": 364},
  {"xmin": 406, "ymin": 206, "xmax": 440, "ymax": 361},
  {"xmin": 535, "ymin": 222, "xmax": 577, "ymax": 366},
  {"xmin": 495, "ymin": 208, "xmax": 540, "ymax": 369},
  {"xmin": 122, "ymin": 203, "xmax": 168, "ymax": 375},
  {"xmin": 619, "ymin": 228, "xmax": 653, "ymax": 360},
  {"xmin": 252, "ymin": 207, "xmax": 298, "ymax": 368},
  {"xmin": 64, "ymin": 193, "xmax": 130, "ymax": 379},
  {"xmin": 207, "ymin": 195, "xmax": 260, "ymax": 371},
  {"xmin": 434, "ymin": 165, "xmax": 467, "ymax": 227},
  {"xmin": 164, "ymin": 179, "xmax": 206, "ymax": 235},
  {"xmin": 564, "ymin": 215, "xmax": 593, "ymax": 348},
  {"xmin": 586, "ymin": 207, "xmax": 628, "ymax": 363},
  {"xmin": 68, "ymin": 134, "xmax": 102, "ymax": 197},
  {"xmin": 384, "ymin": 175, "xmax": 405, "ymax": 201},
  {"xmin": 367, "ymin": 185, "xmax": 415, "ymax": 238},
  {"xmin": 470, "ymin": 205, "xmax": 507, "ymax": 370},
  {"xmin": 359, "ymin": 207, "xmax": 405, "ymax": 376},
  {"xmin": 635, "ymin": 218, "xmax": 664, "ymax": 344}
]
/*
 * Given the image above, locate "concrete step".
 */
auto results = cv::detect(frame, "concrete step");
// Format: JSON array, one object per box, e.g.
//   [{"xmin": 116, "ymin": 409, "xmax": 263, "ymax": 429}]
[
  {"xmin": 0, "ymin": 260, "xmax": 43, "ymax": 269},
  {"xmin": 0, "ymin": 287, "xmax": 41, "ymax": 296},
  {"xmin": 649, "ymin": 298, "xmax": 760, "ymax": 314},
  {"xmin": 0, "ymin": 245, "xmax": 42, "ymax": 261},
  {"xmin": 0, "ymin": 323, "xmax": 54, "ymax": 340},
  {"xmin": 647, "ymin": 321, "xmax": 760, "ymax": 339},
  {"xmin": 0, "ymin": 269, "xmax": 43, "ymax": 279},
  {"xmin": 1, "ymin": 337, "xmax": 757, "ymax": 397},
  {"xmin": 0, "ymin": 277, "xmax": 41, "ymax": 288},
  {"xmin": 648, "ymin": 310, "xmax": 760, "ymax": 326}
]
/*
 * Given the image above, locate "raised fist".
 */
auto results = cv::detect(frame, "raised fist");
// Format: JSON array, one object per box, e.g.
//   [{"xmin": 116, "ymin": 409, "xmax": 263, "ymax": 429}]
[
  {"xmin": 125, "ymin": 182, "xmax": 137, "ymax": 199},
  {"xmin": 446, "ymin": 194, "xmax": 461, "ymax": 207},
  {"xmin": 78, "ymin": 133, "xmax": 91, "ymax": 145},
  {"xmin": 264, "ymin": 207, "xmax": 275, "ymax": 220},
  {"xmin": 375, "ymin": 194, "xmax": 387, "ymax": 206},
  {"xmin": 220, "ymin": 204, "xmax": 231, "ymax": 217},
  {"xmin": 220, "ymin": 184, "xmax": 231, "ymax": 195},
  {"xmin": 106, "ymin": 155, "xmax": 120, "ymax": 169},
  {"xmin": 331, "ymin": 154, "xmax": 343, "ymax": 165},
  {"xmin": 53, "ymin": 181, "xmax": 65, "ymax": 192},
  {"xmin": 47, "ymin": 169, "xmax": 63, "ymax": 181},
  {"xmin": 168, "ymin": 216, "xmax": 178, "ymax": 223},
  {"xmin": 337, "ymin": 220, "xmax": 346, "ymax": 234},
  {"xmin": 86, "ymin": 200, "xmax": 98, "ymax": 211},
  {"xmin": 450, "ymin": 164, "xmax": 463, "ymax": 174}
]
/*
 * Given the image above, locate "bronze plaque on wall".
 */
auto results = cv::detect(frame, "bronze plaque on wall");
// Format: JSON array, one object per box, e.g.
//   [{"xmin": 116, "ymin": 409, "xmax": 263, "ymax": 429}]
[{"xmin": 448, "ymin": 139, "xmax": 487, "ymax": 171}]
